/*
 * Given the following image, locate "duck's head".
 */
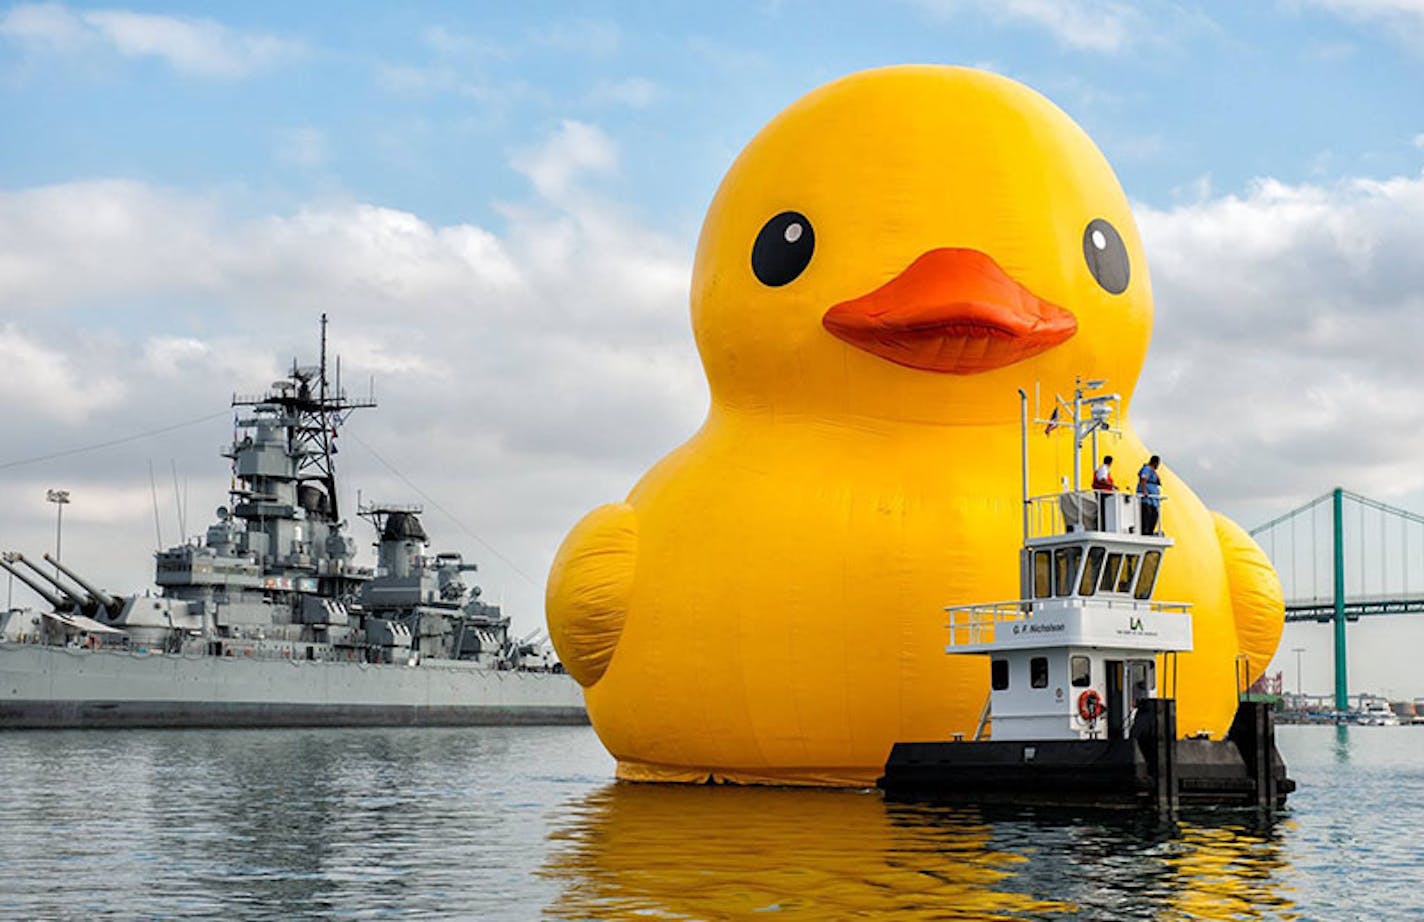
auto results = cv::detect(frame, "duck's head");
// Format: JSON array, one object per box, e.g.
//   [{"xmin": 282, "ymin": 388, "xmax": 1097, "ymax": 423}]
[{"xmin": 691, "ymin": 66, "xmax": 1151, "ymax": 425}]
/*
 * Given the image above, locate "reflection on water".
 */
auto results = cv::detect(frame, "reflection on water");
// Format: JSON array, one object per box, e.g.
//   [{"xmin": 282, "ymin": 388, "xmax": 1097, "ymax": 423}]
[
  {"xmin": 1331, "ymin": 724, "xmax": 1352, "ymax": 764},
  {"xmin": 3, "ymin": 725, "xmax": 1421, "ymax": 919},
  {"xmin": 0, "ymin": 726, "xmax": 613, "ymax": 920},
  {"xmin": 542, "ymin": 783, "xmax": 1296, "ymax": 921}
]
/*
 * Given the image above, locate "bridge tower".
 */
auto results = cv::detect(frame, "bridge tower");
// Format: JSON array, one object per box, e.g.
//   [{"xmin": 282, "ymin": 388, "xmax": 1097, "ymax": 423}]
[{"xmin": 1252, "ymin": 487, "xmax": 1424, "ymax": 714}]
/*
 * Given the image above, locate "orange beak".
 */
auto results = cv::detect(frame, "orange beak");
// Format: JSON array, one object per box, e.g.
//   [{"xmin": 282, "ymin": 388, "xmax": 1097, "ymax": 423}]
[{"xmin": 822, "ymin": 248, "xmax": 1077, "ymax": 375}]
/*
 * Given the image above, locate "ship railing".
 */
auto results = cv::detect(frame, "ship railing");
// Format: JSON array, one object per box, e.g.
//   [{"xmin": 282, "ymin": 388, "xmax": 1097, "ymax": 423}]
[
  {"xmin": 945, "ymin": 601, "xmax": 1032, "ymax": 646},
  {"xmin": 358, "ymin": 501, "xmax": 422, "ymax": 515},
  {"xmin": 945, "ymin": 597, "xmax": 1191, "ymax": 646},
  {"xmin": 1025, "ymin": 489, "xmax": 1168, "ymax": 539}
]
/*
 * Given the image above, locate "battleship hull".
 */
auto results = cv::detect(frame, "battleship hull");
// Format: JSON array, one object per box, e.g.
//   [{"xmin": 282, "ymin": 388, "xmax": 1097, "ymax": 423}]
[{"xmin": 0, "ymin": 643, "xmax": 587, "ymax": 729}]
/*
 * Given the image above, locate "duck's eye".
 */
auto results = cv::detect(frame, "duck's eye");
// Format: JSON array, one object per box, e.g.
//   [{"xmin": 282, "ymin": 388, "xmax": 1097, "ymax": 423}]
[
  {"xmin": 1082, "ymin": 218, "xmax": 1129, "ymax": 294},
  {"xmin": 751, "ymin": 211, "xmax": 814, "ymax": 287}
]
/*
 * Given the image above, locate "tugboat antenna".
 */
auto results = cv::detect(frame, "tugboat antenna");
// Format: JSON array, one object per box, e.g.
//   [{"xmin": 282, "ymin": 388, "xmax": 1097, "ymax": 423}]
[{"xmin": 1018, "ymin": 388, "xmax": 1029, "ymax": 544}]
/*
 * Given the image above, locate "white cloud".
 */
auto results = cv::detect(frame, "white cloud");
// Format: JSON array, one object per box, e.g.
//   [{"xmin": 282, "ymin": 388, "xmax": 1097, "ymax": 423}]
[
  {"xmin": 276, "ymin": 126, "xmax": 329, "ymax": 169},
  {"xmin": 141, "ymin": 336, "xmax": 210, "ymax": 378},
  {"xmin": 512, "ymin": 120, "xmax": 619, "ymax": 201},
  {"xmin": 1294, "ymin": 0, "xmax": 1424, "ymax": 49},
  {"xmin": 1133, "ymin": 170, "xmax": 1424, "ymax": 525},
  {"xmin": 0, "ymin": 324, "xmax": 125, "ymax": 422},
  {"xmin": 533, "ymin": 19, "xmax": 620, "ymax": 57},
  {"xmin": 0, "ymin": 120, "xmax": 697, "ymax": 632},
  {"xmin": 0, "ymin": 179, "xmax": 223, "ymax": 306},
  {"xmin": 0, "ymin": 3, "xmax": 301, "ymax": 77},
  {"xmin": 907, "ymin": 0, "xmax": 1143, "ymax": 52},
  {"xmin": 420, "ymin": 24, "xmax": 507, "ymax": 60},
  {"xmin": 0, "ymin": 2, "xmax": 85, "ymax": 49},
  {"xmin": 589, "ymin": 77, "xmax": 662, "ymax": 109}
]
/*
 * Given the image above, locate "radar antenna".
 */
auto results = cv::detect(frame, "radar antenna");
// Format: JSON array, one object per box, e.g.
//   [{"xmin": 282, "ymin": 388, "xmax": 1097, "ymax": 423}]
[{"xmin": 230, "ymin": 313, "xmax": 375, "ymax": 521}]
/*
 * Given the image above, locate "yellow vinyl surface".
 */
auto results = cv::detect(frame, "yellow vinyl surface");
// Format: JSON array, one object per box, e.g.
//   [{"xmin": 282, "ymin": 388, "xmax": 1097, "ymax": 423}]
[{"xmin": 547, "ymin": 66, "xmax": 1285, "ymax": 786}]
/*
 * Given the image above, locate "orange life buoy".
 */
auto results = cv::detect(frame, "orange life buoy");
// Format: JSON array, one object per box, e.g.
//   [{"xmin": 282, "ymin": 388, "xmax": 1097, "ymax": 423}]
[{"xmin": 1077, "ymin": 689, "xmax": 1105, "ymax": 722}]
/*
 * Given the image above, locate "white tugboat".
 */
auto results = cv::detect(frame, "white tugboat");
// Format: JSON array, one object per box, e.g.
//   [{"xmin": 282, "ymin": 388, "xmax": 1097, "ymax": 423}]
[
  {"xmin": 878, "ymin": 380, "xmax": 1293, "ymax": 813},
  {"xmin": 944, "ymin": 488, "xmax": 1191, "ymax": 746}
]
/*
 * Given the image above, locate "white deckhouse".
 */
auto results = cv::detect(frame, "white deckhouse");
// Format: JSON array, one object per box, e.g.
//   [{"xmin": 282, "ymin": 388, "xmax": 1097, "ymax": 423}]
[{"xmin": 946, "ymin": 380, "xmax": 1193, "ymax": 743}]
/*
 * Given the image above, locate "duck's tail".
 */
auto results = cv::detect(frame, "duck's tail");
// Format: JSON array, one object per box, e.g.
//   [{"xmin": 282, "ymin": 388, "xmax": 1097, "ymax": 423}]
[{"xmin": 1211, "ymin": 511, "xmax": 1286, "ymax": 686}]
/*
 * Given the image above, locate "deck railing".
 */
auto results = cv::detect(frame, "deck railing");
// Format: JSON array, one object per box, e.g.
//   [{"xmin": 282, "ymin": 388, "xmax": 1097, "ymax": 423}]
[
  {"xmin": 945, "ymin": 597, "xmax": 1192, "ymax": 647},
  {"xmin": 1025, "ymin": 490, "xmax": 1167, "ymax": 539}
]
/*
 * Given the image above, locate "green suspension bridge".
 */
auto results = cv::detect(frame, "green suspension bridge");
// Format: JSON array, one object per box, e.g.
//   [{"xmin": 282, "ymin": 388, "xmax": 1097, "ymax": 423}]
[{"xmin": 1250, "ymin": 488, "xmax": 1424, "ymax": 713}]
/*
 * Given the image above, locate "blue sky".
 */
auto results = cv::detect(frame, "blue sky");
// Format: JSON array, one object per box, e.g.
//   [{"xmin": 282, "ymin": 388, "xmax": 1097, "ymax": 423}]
[
  {"xmin": 4, "ymin": 2, "xmax": 1422, "ymax": 233},
  {"xmin": 3, "ymin": 0, "xmax": 1424, "ymax": 695}
]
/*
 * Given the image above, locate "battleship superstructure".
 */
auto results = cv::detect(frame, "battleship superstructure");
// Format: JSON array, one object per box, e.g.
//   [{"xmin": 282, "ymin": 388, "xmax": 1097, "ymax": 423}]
[{"xmin": 0, "ymin": 318, "xmax": 584, "ymax": 728}]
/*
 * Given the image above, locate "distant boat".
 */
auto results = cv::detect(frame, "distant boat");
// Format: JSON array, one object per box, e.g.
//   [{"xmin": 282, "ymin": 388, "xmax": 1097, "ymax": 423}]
[{"xmin": 1353, "ymin": 698, "xmax": 1400, "ymax": 726}]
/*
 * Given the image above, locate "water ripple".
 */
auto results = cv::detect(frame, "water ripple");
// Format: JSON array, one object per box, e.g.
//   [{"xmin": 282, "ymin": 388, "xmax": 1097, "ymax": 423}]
[{"xmin": 0, "ymin": 725, "xmax": 1418, "ymax": 920}]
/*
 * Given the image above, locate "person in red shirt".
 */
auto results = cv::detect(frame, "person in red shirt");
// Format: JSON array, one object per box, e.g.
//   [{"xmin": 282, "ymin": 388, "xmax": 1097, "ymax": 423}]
[{"xmin": 1092, "ymin": 455, "xmax": 1115, "ymax": 492}]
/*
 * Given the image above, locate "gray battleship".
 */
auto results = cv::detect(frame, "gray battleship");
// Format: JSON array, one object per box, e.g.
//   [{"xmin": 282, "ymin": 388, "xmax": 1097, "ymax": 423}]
[{"xmin": 0, "ymin": 318, "xmax": 585, "ymax": 728}]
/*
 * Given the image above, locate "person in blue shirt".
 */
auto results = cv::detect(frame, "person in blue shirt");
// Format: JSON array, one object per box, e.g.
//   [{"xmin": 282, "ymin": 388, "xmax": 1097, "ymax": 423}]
[{"xmin": 1137, "ymin": 455, "xmax": 1162, "ymax": 535}]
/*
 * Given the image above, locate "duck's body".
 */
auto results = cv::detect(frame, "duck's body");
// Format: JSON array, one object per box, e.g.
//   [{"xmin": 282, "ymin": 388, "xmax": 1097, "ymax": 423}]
[{"xmin": 548, "ymin": 66, "xmax": 1284, "ymax": 786}]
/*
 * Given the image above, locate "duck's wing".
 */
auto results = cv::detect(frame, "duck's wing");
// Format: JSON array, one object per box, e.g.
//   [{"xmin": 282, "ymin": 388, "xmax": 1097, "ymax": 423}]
[
  {"xmin": 1211, "ymin": 511, "xmax": 1286, "ymax": 685},
  {"xmin": 546, "ymin": 502, "xmax": 638, "ymax": 687}
]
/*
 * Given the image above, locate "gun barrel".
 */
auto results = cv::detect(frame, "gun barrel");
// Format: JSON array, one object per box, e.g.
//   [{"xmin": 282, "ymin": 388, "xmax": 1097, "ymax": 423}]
[
  {"xmin": 43, "ymin": 553, "xmax": 118, "ymax": 611},
  {"xmin": 14, "ymin": 553, "xmax": 92, "ymax": 608},
  {"xmin": 0, "ymin": 556, "xmax": 69, "ymax": 611}
]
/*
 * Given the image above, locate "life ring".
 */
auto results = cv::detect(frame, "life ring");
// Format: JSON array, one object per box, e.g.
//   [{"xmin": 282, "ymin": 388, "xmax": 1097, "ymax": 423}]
[{"xmin": 1077, "ymin": 689, "xmax": 1105, "ymax": 722}]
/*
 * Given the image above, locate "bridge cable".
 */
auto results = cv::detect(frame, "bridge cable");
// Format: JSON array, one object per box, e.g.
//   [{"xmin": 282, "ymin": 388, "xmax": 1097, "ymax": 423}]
[
  {"xmin": 1359, "ymin": 500, "xmax": 1365, "ymax": 598},
  {"xmin": 1339, "ymin": 489, "xmax": 1424, "ymax": 527},
  {"xmin": 1250, "ymin": 491, "xmax": 1333, "ymax": 537},
  {"xmin": 1292, "ymin": 508, "xmax": 1300, "ymax": 603},
  {"xmin": 1313, "ymin": 501, "xmax": 1319, "ymax": 600}
]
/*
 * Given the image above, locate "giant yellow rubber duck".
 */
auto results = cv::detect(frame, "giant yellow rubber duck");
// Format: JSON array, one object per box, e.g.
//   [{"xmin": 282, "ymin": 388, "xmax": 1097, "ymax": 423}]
[{"xmin": 546, "ymin": 65, "xmax": 1285, "ymax": 787}]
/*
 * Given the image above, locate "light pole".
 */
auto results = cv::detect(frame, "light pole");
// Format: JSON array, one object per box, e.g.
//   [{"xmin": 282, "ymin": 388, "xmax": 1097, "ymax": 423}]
[
  {"xmin": 1292, "ymin": 646, "xmax": 1306, "ymax": 699},
  {"xmin": 46, "ymin": 489, "xmax": 70, "ymax": 577}
]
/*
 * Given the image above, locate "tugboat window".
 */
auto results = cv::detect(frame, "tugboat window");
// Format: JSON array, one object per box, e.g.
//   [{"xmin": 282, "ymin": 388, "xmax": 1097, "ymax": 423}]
[
  {"xmin": 1135, "ymin": 550, "xmax": 1162, "ymax": 600},
  {"xmin": 1033, "ymin": 551, "xmax": 1052, "ymax": 599},
  {"xmin": 1116, "ymin": 555, "xmax": 1139, "ymax": 593},
  {"xmin": 1101, "ymin": 552, "xmax": 1123, "ymax": 592},
  {"xmin": 1071, "ymin": 655, "xmax": 1091, "ymax": 687},
  {"xmin": 1031, "ymin": 656, "xmax": 1049, "ymax": 688},
  {"xmin": 1054, "ymin": 547, "xmax": 1082, "ymax": 597},
  {"xmin": 1080, "ymin": 546, "xmax": 1105, "ymax": 596},
  {"xmin": 991, "ymin": 658, "xmax": 1009, "ymax": 690}
]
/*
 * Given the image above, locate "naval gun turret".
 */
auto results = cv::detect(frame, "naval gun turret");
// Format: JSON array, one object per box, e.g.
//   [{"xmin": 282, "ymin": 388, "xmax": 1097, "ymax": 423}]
[
  {"xmin": 0, "ymin": 554, "xmax": 72, "ymax": 612},
  {"xmin": 0, "ymin": 552, "xmax": 129, "ymax": 646},
  {"xmin": 43, "ymin": 553, "xmax": 125, "ymax": 620}
]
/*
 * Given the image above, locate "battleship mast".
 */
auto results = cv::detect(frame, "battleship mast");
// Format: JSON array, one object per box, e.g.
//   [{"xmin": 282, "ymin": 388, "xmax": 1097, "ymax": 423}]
[{"xmin": 231, "ymin": 313, "xmax": 375, "ymax": 525}]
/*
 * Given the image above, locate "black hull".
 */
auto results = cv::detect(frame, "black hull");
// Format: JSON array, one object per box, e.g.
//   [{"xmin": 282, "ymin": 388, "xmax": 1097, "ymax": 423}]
[{"xmin": 879, "ymin": 700, "xmax": 1295, "ymax": 813}]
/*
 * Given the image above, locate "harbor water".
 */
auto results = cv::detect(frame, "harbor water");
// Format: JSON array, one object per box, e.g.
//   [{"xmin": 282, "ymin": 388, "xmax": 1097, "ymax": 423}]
[{"xmin": 0, "ymin": 724, "xmax": 1416, "ymax": 920}]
